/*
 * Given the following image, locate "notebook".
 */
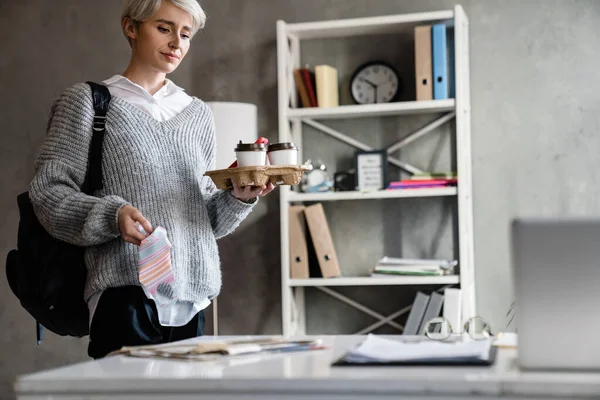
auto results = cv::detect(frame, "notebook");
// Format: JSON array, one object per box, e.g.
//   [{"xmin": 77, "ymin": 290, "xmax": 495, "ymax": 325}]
[{"xmin": 333, "ymin": 334, "xmax": 497, "ymax": 366}]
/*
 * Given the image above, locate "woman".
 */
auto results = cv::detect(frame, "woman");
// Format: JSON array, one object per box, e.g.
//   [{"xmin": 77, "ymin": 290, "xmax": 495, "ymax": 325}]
[{"xmin": 29, "ymin": 0, "xmax": 273, "ymax": 359}]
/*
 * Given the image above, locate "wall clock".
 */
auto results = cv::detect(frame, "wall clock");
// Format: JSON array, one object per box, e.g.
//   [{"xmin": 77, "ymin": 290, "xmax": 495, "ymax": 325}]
[{"xmin": 350, "ymin": 61, "xmax": 401, "ymax": 104}]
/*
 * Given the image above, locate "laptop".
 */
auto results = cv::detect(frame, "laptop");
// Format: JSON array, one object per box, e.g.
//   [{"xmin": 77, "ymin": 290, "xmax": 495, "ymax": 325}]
[{"xmin": 511, "ymin": 217, "xmax": 600, "ymax": 370}]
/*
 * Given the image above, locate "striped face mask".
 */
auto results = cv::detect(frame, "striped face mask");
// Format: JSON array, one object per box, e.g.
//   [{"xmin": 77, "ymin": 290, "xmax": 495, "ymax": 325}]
[{"xmin": 136, "ymin": 223, "xmax": 178, "ymax": 308}]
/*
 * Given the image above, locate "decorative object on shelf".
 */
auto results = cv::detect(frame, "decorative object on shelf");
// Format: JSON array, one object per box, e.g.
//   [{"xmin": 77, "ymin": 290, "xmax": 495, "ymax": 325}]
[
  {"xmin": 355, "ymin": 150, "xmax": 388, "ymax": 191},
  {"xmin": 334, "ymin": 169, "xmax": 356, "ymax": 192},
  {"xmin": 350, "ymin": 61, "xmax": 401, "ymax": 104},
  {"xmin": 204, "ymin": 165, "xmax": 310, "ymax": 190},
  {"xmin": 205, "ymin": 102, "xmax": 258, "ymax": 169},
  {"xmin": 301, "ymin": 159, "xmax": 333, "ymax": 193}
]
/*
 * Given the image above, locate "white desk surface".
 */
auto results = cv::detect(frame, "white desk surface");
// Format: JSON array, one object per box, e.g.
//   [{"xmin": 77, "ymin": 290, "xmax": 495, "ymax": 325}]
[{"xmin": 14, "ymin": 335, "xmax": 600, "ymax": 400}]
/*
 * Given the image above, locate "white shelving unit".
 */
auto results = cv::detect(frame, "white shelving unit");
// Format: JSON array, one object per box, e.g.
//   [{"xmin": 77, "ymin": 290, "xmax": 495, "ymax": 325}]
[
  {"xmin": 287, "ymin": 99, "xmax": 455, "ymax": 120},
  {"xmin": 276, "ymin": 5, "xmax": 474, "ymax": 336},
  {"xmin": 288, "ymin": 187, "xmax": 457, "ymax": 202},
  {"xmin": 289, "ymin": 276, "xmax": 461, "ymax": 287}
]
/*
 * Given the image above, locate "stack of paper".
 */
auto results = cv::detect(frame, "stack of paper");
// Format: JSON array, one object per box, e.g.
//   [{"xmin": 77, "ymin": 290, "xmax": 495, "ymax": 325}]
[
  {"xmin": 335, "ymin": 334, "xmax": 494, "ymax": 365},
  {"xmin": 371, "ymin": 257, "xmax": 457, "ymax": 277},
  {"xmin": 109, "ymin": 337, "xmax": 325, "ymax": 361}
]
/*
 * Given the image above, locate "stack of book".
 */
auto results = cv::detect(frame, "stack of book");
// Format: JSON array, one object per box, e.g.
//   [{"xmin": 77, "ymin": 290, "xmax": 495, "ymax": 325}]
[
  {"xmin": 387, "ymin": 172, "xmax": 457, "ymax": 190},
  {"xmin": 293, "ymin": 65, "xmax": 339, "ymax": 108},
  {"xmin": 370, "ymin": 256, "xmax": 457, "ymax": 277}
]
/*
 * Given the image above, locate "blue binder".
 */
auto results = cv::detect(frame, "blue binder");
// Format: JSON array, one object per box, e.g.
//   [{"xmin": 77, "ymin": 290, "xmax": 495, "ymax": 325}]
[
  {"xmin": 447, "ymin": 27, "xmax": 455, "ymax": 99},
  {"xmin": 432, "ymin": 24, "xmax": 448, "ymax": 100}
]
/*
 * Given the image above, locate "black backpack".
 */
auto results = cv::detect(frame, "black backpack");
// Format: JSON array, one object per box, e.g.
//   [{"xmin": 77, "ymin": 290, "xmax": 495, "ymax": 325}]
[{"xmin": 5, "ymin": 81, "xmax": 111, "ymax": 343}]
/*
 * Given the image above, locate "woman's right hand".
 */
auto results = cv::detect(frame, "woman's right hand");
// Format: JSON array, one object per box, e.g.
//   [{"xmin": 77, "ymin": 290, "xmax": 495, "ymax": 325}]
[{"xmin": 118, "ymin": 205, "xmax": 153, "ymax": 246}]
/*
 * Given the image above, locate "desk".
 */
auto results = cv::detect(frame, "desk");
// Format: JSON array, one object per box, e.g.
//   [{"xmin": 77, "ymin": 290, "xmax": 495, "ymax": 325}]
[{"xmin": 14, "ymin": 335, "xmax": 600, "ymax": 399}]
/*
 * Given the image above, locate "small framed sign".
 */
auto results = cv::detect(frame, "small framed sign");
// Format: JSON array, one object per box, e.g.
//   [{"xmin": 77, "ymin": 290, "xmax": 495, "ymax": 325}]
[{"xmin": 355, "ymin": 150, "xmax": 388, "ymax": 191}]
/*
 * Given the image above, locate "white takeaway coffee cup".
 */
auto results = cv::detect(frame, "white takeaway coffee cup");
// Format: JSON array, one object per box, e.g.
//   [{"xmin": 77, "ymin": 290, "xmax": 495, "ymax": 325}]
[
  {"xmin": 267, "ymin": 142, "xmax": 298, "ymax": 165},
  {"xmin": 235, "ymin": 141, "xmax": 267, "ymax": 167}
]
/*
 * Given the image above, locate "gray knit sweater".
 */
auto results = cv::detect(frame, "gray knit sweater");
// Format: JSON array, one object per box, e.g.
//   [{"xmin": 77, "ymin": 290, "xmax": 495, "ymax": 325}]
[{"xmin": 29, "ymin": 82, "xmax": 256, "ymax": 302}]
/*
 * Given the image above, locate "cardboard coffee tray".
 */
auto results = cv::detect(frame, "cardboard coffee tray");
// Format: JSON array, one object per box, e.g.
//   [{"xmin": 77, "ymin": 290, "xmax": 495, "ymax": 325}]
[{"xmin": 204, "ymin": 165, "xmax": 310, "ymax": 190}]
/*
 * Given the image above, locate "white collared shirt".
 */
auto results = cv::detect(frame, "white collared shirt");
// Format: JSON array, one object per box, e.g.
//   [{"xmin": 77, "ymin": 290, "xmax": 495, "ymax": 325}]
[
  {"xmin": 102, "ymin": 74, "xmax": 194, "ymax": 121},
  {"xmin": 87, "ymin": 75, "xmax": 209, "ymax": 329}
]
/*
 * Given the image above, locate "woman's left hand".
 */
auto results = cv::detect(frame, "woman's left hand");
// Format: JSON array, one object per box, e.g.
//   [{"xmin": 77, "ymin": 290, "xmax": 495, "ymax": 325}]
[{"xmin": 231, "ymin": 181, "xmax": 275, "ymax": 202}]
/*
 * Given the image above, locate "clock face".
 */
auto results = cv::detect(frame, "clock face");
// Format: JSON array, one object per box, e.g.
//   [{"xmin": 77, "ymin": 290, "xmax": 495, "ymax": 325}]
[{"xmin": 350, "ymin": 62, "xmax": 400, "ymax": 104}]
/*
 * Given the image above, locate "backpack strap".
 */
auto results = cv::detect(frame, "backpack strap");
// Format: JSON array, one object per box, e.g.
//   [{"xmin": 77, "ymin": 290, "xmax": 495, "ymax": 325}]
[
  {"xmin": 34, "ymin": 82, "xmax": 112, "ymax": 345},
  {"xmin": 82, "ymin": 81, "xmax": 111, "ymax": 195}
]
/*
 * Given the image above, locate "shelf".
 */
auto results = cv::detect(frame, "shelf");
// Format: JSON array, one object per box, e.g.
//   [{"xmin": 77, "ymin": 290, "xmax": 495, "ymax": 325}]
[
  {"xmin": 277, "ymin": 5, "xmax": 475, "ymax": 336},
  {"xmin": 288, "ymin": 187, "xmax": 457, "ymax": 202},
  {"xmin": 289, "ymin": 275, "xmax": 460, "ymax": 287},
  {"xmin": 284, "ymin": 10, "xmax": 454, "ymax": 40},
  {"xmin": 287, "ymin": 100, "xmax": 455, "ymax": 120}
]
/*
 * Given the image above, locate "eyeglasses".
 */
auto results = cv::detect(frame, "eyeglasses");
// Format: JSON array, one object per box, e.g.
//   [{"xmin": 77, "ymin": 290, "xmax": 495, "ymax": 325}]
[{"xmin": 421, "ymin": 316, "xmax": 492, "ymax": 341}]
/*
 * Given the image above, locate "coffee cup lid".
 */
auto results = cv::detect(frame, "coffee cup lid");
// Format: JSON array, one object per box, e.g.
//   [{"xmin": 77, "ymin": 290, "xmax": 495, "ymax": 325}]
[
  {"xmin": 268, "ymin": 142, "xmax": 297, "ymax": 152},
  {"xmin": 235, "ymin": 141, "xmax": 266, "ymax": 151}
]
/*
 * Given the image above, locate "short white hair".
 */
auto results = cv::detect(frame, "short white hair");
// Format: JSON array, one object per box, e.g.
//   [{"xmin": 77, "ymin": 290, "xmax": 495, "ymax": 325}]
[{"xmin": 121, "ymin": 0, "xmax": 206, "ymax": 40}]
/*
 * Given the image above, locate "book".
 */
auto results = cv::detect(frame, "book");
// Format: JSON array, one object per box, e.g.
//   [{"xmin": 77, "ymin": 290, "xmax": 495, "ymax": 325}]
[
  {"xmin": 410, "ymin": 172, "xmax": 457, "ymax": 180},
  {"xmin": 315, "ymin": 65, "xmax": 339, "ymax": 108},
  {"xmin": 403, "ymin": 292, "xmax": 430, "ymax": 335},
  {"xmin": 377, "ymin": 256, "xmax": 457, "ymax": 268},
  {"xmin": 372, "ymin": 269, "xmax": 444, "ymax": 277},
  {"xmin": 418, "ymin": 291, "xmax": 445, "ymax": 334},
  {"xmin": 443, "ymin": 288, "xmax": 462, "ymax": 332},
  {"xmin": 293, "ymin": 69, "xmax": 311, "ymax": 108},
  {"xmin": 389, "ymin": 179, "xmax": 457, "ymax": 187},
  {"xmin": 371, "ymin": 272, "xmax": 448, "ymax": 277},
  {"xmin": 292, "ymin": 67, "xmax": 318, "ymax": 108},
  {"xmin": 300, "ymin": 68, "xmax": 318, "ymax": 107},
  {"xmin": 371, "ymin": 257, "xmax": 457, "ymax": 277},
  {"xmin": 387, "ymin": 178, "xmax": 457, "ymax": 191}
]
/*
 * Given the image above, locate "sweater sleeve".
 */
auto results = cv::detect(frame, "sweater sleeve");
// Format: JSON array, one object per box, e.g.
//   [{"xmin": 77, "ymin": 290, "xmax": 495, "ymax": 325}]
[
  {"xmin": 199, "ymin": 105, "xmax": 256, "ymax": 239},
  {"xmin": 29, "ymin": 83, "xmax": 130, "ymax": 247}
]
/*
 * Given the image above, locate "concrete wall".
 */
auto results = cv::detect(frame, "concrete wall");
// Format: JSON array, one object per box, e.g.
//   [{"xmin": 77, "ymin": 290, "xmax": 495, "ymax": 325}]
[{"xmin": 2, "ymin": 0, "xmax": 599, "ymax": 398}]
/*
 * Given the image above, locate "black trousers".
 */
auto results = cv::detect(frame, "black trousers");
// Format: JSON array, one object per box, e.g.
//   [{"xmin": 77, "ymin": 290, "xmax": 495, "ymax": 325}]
[{"xmin": 88, "ymin": 285, "xmax": 205, "ymax": 359}]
